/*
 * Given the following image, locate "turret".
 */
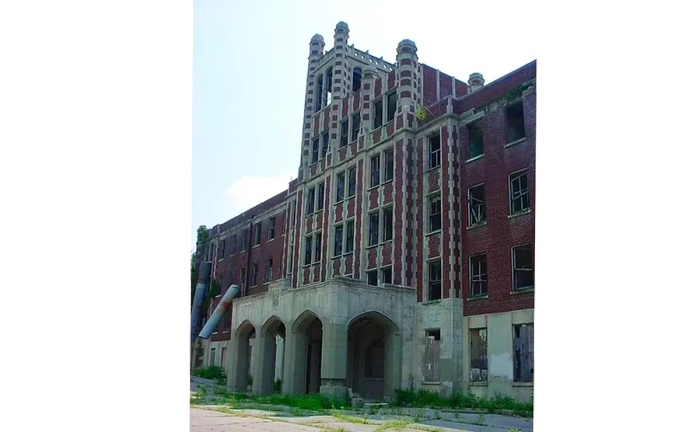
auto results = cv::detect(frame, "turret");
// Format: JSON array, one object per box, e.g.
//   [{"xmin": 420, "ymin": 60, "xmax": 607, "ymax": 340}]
[{"xmin": 395, "ymin": 39, "xmax": 419, "ymax": 130}]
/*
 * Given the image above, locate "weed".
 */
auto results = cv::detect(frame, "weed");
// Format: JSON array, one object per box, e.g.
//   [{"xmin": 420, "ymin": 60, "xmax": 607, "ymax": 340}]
[
  {"xmin": 273, "ymin": 379, "xmax": 282, "ymax": 392},
  {"xmin": 392, "ymin": 389, "xmax": 533, "ymax": 417},
  {"xmin": 375, "ymin": 419, "xmax": 411, "ymax": 432},
  {"xmin": 192, "ymin": 366, "xmax": 226, "ymax": 381},
  {"xmin": 332, "ymin": 413, "xmax": 377, "ymax": 425},
  {"xmin": 508, "ymin": 429, "xmax": 522, "ymax": 432},
  {"xmin": 433, "ymin": 410, "xmax": 440, "ymax": 420}
]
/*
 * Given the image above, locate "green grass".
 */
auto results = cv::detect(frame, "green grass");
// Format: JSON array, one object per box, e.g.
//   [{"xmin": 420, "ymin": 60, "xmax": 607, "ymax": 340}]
[
  {"xmin": 393, "ymin": 389, "xmax": 533, "ymax": 417},
  {"xmin": 375, "ymin": 419, "xmax": 411, "ymax": 432},
  {"xmin": 332, "ymin": 412, "xmax": 377, "ymax": 425},
  {"xmin": 192, "ymin": 366, "xmax": 226, "ymax": 381}
]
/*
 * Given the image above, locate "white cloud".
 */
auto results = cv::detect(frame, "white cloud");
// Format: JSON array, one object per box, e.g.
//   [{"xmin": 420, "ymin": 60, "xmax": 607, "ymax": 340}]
[{"xmin": 224, "ymin": 171, "xmax": 295, "ymax": 217}]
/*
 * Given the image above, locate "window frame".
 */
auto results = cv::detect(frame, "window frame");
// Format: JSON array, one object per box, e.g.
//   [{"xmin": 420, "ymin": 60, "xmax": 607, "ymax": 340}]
[
  {"xmin": 505, "ymin": 100, "xmax": 526, "ymax": 144},
  {"xmin": 428, "ymin": 259, "xmax": 442, "ymax": 301},
  {"xmin": 306, "ymin": 187, "xmax": 315, "ymax": 215},
  {"xmin": 304, "ymin": 235, "xmax": 312, "ymax": 266},
  {"xmin": 347, "ymin": 166, "xmax": 357, "ymax": 198},
  {"xmin": 468, "ymin": 120, "xmax": 484, "ymax": 159},
  {"xmin": 467, "ymin": 183, "xmax": 486, "ymax": 226},
  {"xmin": 253, "ymin": 222, "xmax": 262, "ymax": 246},
  {"xmin": 469, "ymin": 253, "xmax": 488, "ymax": 297},
  {"xmin": 321, "ymin": 131, "xmax": 330, "ymax": 156},
  {"xmin": 383, "ymin": 148, "xmax": 394, "ymax": 183},
  {"xmin": 381, "ymin": 266, "xmax": 392, "ymax": 285},
  {"xmin": 265, "ymin": 257, "xmax": 273, "ymax": 282},
  {"xmin": 351, "ymin": 112, "xmax": 361, "ymax": 142},
  {"xmin": 268, "ymin": 217, "xmax": 276, "ymax": 240},
  {"xmin": 382, "ymin": 206, "xmax": 393, "ymax": 242},
  {"xmin": 373, "ymin": 98, "xmax": 383, "ymax": 130},
  {"xmin": 345, "ymin": 220, "xmax": 354, "ymax": 253},
  {"xmin": 386, "ymin": 91, "xmax": 397, "ymax": 123},
  {"xmin": 314, "ymin": 232, "xmax": 322, "ymax": 263},
  {"xmin": 428, "ymin": 133, "xmax": 441, "ymax": 169},
  {"xmin": 428, "ymin": 195, "xmax": 442, "ymax": 233},
  {"xmin": 367, "ymin": 269, "xmax": 378, "ymax": 286},
  {"xmin": 512, "ymin": 243, "xmax": 534, "ymax": 291},
  {"xmin": 340, "ymin": 119, "xmax": 349, "ymax": 147},
  {"xmin": 336, "ymin": 172, "xmax": 345, "ymax": 203},
  {"xmin": 311, "ymin": 136, "xmax": 319, "ymax": 164},
  {"xmin": 368, "ymin": 211, "xmax": 379, "ymax": 247},
  {"xmin": 370, "ymin": 154, "xmax": 380, "ymax": 188},
  {"xmin": 333, "ymin": 224, "xmax": 343, "ymax": 257},
  {"xmin": 317, "ymin": 182, "xmax": 325, "ymax": 210},
  {"xmin": 509, "ymin": 169, "xmax": 530, "ymax": 215}
]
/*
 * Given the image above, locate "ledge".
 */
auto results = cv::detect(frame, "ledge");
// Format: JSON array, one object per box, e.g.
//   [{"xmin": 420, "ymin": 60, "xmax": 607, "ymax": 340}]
[
  {"xmin": 513, "ymin": 382, "xmax": 534, "ymax": 387},
  {"xmin": 511, "ymin": 288, "xmax": 534, "ymax": 295},
  {"xmin": 505, "ymin": 137, "xmax": 527, "ymax": 148},
  {"xmin": 508, "ymin": 209, "xmax": 531, "ymax": 219},
  {"xmin": 466, "ymin": 154, "xmax": 484, "ymax": 164},
  {"xmin": 466, "ymin": 222, "xmax": 486, "ymax": 231},
  {"xmin": 467, "ymin": 295, "xmax": 488, "ymax": 302},
  {"xmin": 468, "ymin": 381, "xmax": 488, "ymax": 387}
]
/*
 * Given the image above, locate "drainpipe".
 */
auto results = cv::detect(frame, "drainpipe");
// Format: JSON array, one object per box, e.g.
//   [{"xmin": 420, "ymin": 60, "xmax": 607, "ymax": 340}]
[{"xmin": 198, "ymin": 284, "xmax": 242, "ymax": 339}]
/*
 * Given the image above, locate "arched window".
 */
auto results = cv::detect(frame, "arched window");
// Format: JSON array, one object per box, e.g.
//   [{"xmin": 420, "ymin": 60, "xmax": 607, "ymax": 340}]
[
  {"xmin": 352, "ymin": 67, "xmax": 362, "ymax": 93},
  {"xmin": 364, "ymin": 339, "xmax": 385, "ymax": 378}
]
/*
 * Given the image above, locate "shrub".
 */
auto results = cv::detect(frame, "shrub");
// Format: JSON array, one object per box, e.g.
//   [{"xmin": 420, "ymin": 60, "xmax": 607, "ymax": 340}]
[
  {"xmin": 392, "ymin": 388, "xmax": 533, "ymax": 417},
  {"xmin": 273, "ymin": 379, "xmax": 282, "ymax": 392},
  {"xmin": 193, "ymin": 366, "xmax": 226, "ymax": 381}
]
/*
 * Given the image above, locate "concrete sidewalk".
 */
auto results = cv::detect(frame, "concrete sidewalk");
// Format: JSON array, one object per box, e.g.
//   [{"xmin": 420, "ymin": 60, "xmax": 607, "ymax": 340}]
[{"xmin": 190, "ymin": 406, "xmax": 533, "ymax": 432}]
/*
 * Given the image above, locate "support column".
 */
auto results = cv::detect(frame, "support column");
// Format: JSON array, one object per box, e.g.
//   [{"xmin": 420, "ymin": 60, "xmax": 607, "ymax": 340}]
[
  {"xmin": 319, "ymin": 322, "xmax": 348, "ymax": 399},
  {"xmin": 227, "ymin": 334, "xmax": 249, "ymax": 392},
  {"xmin": 250, "ymin": 335, "xmax": 265, "ymax": 395},
  {"xmin": 282, "ymin": 330, "xmax": 307, "ymax": 395}
]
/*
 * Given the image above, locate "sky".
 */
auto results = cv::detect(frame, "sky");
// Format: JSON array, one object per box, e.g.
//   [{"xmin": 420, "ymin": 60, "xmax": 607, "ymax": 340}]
[{"xmin": 192, "ymin": 0, "xmax": 537, "ymax": 252}]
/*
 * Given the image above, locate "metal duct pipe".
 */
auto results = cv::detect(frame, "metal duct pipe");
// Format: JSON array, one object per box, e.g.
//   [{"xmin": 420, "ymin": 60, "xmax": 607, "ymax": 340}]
[
  {"xmin": 190, "ymin": 262, "xmax": 211, "ymax": 344},
  {"xmin": 198, "ymin": 284, "xmax": 241, "ymax": 339}
]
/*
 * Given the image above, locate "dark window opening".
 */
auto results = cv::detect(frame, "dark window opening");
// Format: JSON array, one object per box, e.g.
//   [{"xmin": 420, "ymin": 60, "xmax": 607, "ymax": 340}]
[
  {"xmin": 384, "ymin": 148, "xmax": 394, "ymax": 182},
  {"xmin": 367, "ymin": 270, "xmax": 378, "ymax": 286},
  {"xmin": 370, "ymin": 155, "xmax": 380, "ymax": 187},
  {"xmin": 336, "ymin": 172, "xmax": 345, "ymax": 202},
  {"xmin": 513, "ymin": 244, "xmax": 534, "ymax": 290},
  {"xmin": 291, "ymin": 201, "xmax": 296, "ymax": 225},
  {"xmin": 428, "ymin": 260, "xmax": 442, "ymax": 301},
  {"xmin": 352, "ymin": 67, "xmax": 362, "ymax": 93},
  {"xmin": 381, "ymin": 267, "xmax": 392, "ymax": 285},
  {"xmin": 334, "ymin": 225, "xmax": 343, "ymax": 257},
  {"xmin": 352, "ymin": 112, "xmax": 360, "ymax": 141},
  {"xmin": 468, "ymin": 121, "xmax": 484, "ymax": 158},
  {"xmin": 364, "ymin": 339, "xmax": 385, "ymax": 378},
  {"xmin": 373, "ymin": 99, "xmax": 383, "ymax": 129},
  {"xmin": 325, "ymin": 68, "xmax": 333, "ymax": 107},
  {"xmin": 251, "ymin": 263, "xmax": 258, "ymax": 286},
  {"xmin": 382, "ymin": 207, "xmax": 393, "ymax": 241},
  {"xmin": 429, "ymin": 196, "xmax": 441, "ymax": 232},
  {"xmin": 470, "ymin": 329, "xmax": 488, "ymax": 382},
  {"xmin": 241, "ymin": 229, "xmax": 249, "ymax": 252},
  {"xmin": 340, "ymin": 120, "xmax": 349, "ymax": 147},
  {"xmin": 240, "ymin": 267, "xmax": 246, "ymax": 290},
  {"xmin": 254, "ymin": 223, "xmax": 261, "ymax": 246},
  {"xmin": 513, "ymin": 323, "xmax": 534, "ymax": 383},
  {"xmin": 315, "ymin": 75, "xmax": 323, "ymax": 112},
  {"xmin": 429, "ymin": 134, "xmax": 441, "ymax": 169},
  {"xmin": 509, "ymin": 170, "xmax": 530, "ymax": 214},
  {"xmin": 311, "ymin": 136, "xmax": 319, "ymax": 163},
  {"xmin": 322, "ymin": 131, "xmax": 329, "ymax": 155},
  {"xmin": 304, "ymin": 236, "xmax": 312, "ymax": 265},
  {"xmin": 424, "ymin": 329, "xmax": 440, "ymax": 381},
  {"xmin": 317, "ymin": 182, "xmax": 325, "ymax": 210},
  {"xmin": 268, "ymin": 217, "xmax": 276, "ymax": 240},
  {"xmin": 468, "ymin": 184, "xmax": 486, "ymax": 225},
  {"xmin": 469, "ymin": 253, "xmax": 488, "ymax": 297},
  {"xmin": 347, "ymin": 166, "xmax": 356, "ymax": 198},
  {"xmin": 306, "ymin": 188, "xmax": 315, "ymax": 215},
  {"xmin": 368, "ymin": 211, "xmax": 379, "ymax": 246},
  {"xmin": 218, "ymin": 241, "xmax": 225, "ymax": 260},
  {"xmin": 345, "ymin": 221, "xmax": 354, "ymax": 253},
  {"xmin": 386, "ymin": 92, "xmax": 397, "ymax": 122},
  {"xmin": 506, "ymin": 101, "xmax": 526, "ymax": 143},
  {"xmin": 314, "ymin": 232, "xmax": 322, "ymax": 263},
  {"xmin": 265, "ymin": 258, "xmax": 273, "ymax": 282}
]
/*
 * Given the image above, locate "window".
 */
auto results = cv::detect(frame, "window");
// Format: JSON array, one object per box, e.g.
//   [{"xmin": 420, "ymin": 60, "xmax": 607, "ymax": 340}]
[
  {"xmin": 340, "ymin": 120, "xmax": 349, "ymax": 147},
  {"xmin": 210, "ymin": 348, "xmax": 216, "ymax": 367},
  {"xmin": 317, "ymin": 182, "xmax": 325, "ymax": 210},
  {"xmin": 424, "ymin": 329, "xmax": 440, "ymax": 382},
  {"xmin": 368, "ymin": 211, "xmax": 379, "ymax": 246},
  {"xmin": 428, "ymin": 134, "xmax": 441, "ymax": 169},
  {"xmin": 230, "ymin": 236, "xmax": 237, "ymax": 254},
  {"xmin": 386, "ymin": 92, "xmax": 397, "ymax": 123},
  {"xmin": 240, "ymin": 267, "xmax": 246, "ymax": 289},
  {"xmin": 364, "ymin": 339, "xmax": 385, "ymax": 378},
  {"xmin": 322, "ymin": 131, "xmax": 329, "ymax": 155},
  {"xmin": 352, "ymin": 112, "xmax": 360, "ymax": 141},
  {"xmin": 469, "ymin": 253, "xmax": 488, "ymax": 297},
  {"xmin": 347, "ymin": 166, "xmax": 356, "ymax": 198},
  {"xmin": 306, "ymin": 187, "xmax": 315, "ymax": 215},
  {"xmin": 291, "ymin": 201, "xmax": 296, "ymax": 225},
  {"xmin": 352, "ymin": 67, "xmax": 362, "ymax": 93},
  {"xmin": 345, "ymin": 221, "xmax": 354, "ymax": 253},
  {"xmin": 304, "ymin": 236, "xmax": 312, "ymax": 265},
  {"xmin": 381, "ymin": 266, "xmax": 392, "ymax": 285},
  {"xmin": 218, "ymin": 241, "xmax": 225, "ymax": 260},
  {"xmin": 513, "ymin": 323, "xmax": 534, "ymax": 383},
  {"xmin": 333, "ymin": 225, "xmax": 343, "ymax": 257},
  {"xmin": 311, "ymin": 136, "xmax": 319, "ymax": 163},
  {"xmin": 251, "ymin": 263, "xmax": 258, "ymax": 286},
  {"xmin": 469, "ymin": 329, "xmax": 488, "ymax": 382},
  {"xmin": 367, "ymin": 270, "xmax": 378, "ymax": 286},
  {"xmin": 468, "ymin": 184, "xmax": 486, "ymax": 225},
  {"xmin": 314, "ymin": 232, "xmax": 322, "ymax": 263},
  {"xmin": 265, "ymin": 258, "xmax": 273, "ymax": 282},
  {"xmin": 382, "ymin": 207, "xmax": 393, "ymax": 242},
  {"xmin": 506, "ymin": 101, "xmax": 526, "ymax": 143},
  {"xmin": 254, "ymin": 223, "xmax": 261, "ymax": 246},
  {"xmin": 509, "ymin": 170, "xmax": 530, "ymax": 214},
  {"xmin": 336, "ymin": 172, "xmax": 345, "ymax": 202},
  {"xmin": 242, "ymin": 228, "xmax": 249, "ymax": 251},
  {"xmin": 325, "ymin": 68, "xmax": 333, "ymax": 107},
  {"xmin": 429, "ymin": 196, "xmax": 441, "ymax": 232},
  {"xmin": 370, "ymin": 155, "xmax": 380, "ymax": 187},
  {"xmin": 383, "ymin": 148, "xmax": 394, "ymax": 182},
  {"xmin": 315, "ymin": 75, "xmax": 323, "ymax": 112},
  {"xmin": 268, "ymin": 217, "xmax": 276, "ymax": 240},
  {"xmin": 373, "ymin": 99, "xmax": 383, "ymax": 129},
  {"xmin": 468, "ymin": 121, "xmax": 484, "ymax": 159},
  {"xmin": 428, "ymin": 260, "xmax": 441, "ymax": 301},
  {"xmin": 512, "ymin": 244, "xmax": 534, "ymax": 290}
]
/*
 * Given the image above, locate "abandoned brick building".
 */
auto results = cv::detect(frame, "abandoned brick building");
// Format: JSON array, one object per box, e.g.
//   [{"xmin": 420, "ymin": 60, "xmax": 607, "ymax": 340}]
[{"xmin": 193, "ymin": 21, "xmax": 535, "ymax": 403}]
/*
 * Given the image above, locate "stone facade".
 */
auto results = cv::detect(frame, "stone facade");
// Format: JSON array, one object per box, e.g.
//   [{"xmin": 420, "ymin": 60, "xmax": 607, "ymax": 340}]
[{"xmin": 195, "ymin": 21, "xmax": 536, "ymax": 403}]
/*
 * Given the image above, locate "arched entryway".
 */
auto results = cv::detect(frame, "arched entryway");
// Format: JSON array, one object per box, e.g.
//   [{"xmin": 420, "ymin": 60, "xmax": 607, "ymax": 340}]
[
  {"xmin": 287, "ymin": 311, "xmax": 323, "ymax": 395},
  {"xmin": 259, "ymin": 316, "xmax": 286, "ymax": 395},
  {"xmin": 230, "ymin": 321, "xmax": 256, "ymax": 392},
  {"xmin": 346, "ymin": 311, "xmax": 400, "ymax": 401}
]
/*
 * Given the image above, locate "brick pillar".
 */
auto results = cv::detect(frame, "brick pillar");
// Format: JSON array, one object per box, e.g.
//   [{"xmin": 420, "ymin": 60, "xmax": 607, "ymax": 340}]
[
  {"xmin": 359, "ymin": 66, "xmax": 379, "ymax": 141},
  {"xmin": 395, "ymin": 39, "xmax": 419, "ymax": 131},
  {"xmin": 329, "ymin": 21, "xmax": 350, "ymax": 156},
  {"xmin": 299, "ymin": 34, "xmax": 325, "ymax": 180}
]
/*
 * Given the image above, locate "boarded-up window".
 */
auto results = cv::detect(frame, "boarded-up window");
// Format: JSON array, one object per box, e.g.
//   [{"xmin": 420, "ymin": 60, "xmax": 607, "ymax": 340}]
[
  {"xmin": 513, "ymin": 323, "xmax": 534, "ymax": 382},
  {"xmin": 469, "ymin": 329, "xmax": 488, "ymax": 382},
  {"xmin": 424, "ymin": 330, "xmax": 441, "ymax": 382}
]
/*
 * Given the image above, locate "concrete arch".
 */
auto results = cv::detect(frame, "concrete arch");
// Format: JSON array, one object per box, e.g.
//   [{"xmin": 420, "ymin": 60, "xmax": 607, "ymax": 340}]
[
  {"xmin": 261, "ymin": 315, "xmax": 286, "ymax": 336},
  {"xmin": 257, "ymin": 315, "xmax": 287, "ymax": 395},
  {"xmin": 229, "ymin": 320, "xmax": 256, "ymax": 392},
  {"xmin": 235, "ymin": 319, "xmax": 256, "ymax": 338},
  {"xmin": 286, "ymin": 309, "xmax": 324, "ymax": 395},
  {"xmin": 347, "ymin": 310, "xmax": 399, "ymax": 334},
  {"xmin": 291, "ymin": 309, "xmax": 322, "ymax": 333}
]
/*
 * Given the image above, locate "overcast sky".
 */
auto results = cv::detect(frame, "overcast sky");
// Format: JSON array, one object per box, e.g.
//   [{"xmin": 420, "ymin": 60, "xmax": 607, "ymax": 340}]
[{"xmin": 192, "ymin": 0, "xmax": 537, "ymax": 252}]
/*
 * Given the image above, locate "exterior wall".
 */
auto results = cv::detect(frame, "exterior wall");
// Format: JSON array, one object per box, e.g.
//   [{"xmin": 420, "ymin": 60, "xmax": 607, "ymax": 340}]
[{"xmin": 463, "ymin": 309, "xmax": 534, "ymax": 402}]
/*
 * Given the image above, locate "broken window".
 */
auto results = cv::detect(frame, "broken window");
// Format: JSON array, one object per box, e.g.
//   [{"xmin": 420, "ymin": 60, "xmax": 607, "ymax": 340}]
[
  {"xmin": 370, "ymin": 154, "xmax": 380, "ymax": 187},
  {"xmin": 347, "ymin": 166, "xmax": 356, "ymax": 198},
  {"xmin": 469, "ymin": 328, "xmax": 488, "ymax": 382},
  {"xmin": 382, "ymin": 207, "xmax": 393, "ymax": 242},
  {"xmin": 512, "ymin": 244, "xmax": 534, "ymax": 290},
  {"xmin": 365, "ymin": 339, "xmax": 385, "ymax": 378},
  {"xmin": 513, "ymin": 323, "xmax": 534, "ymax": 383},
  {"xmin": 368, "ymin": 211, "xmax": 379, "ymax": 246},
  {"xmin": 468, "ymin": 184, "xmax": 486, "ymax": 226},
  {"xmin": 336, "ymin": 172, "xmax": 345, "ymax": 202},
  {"xmin": 373, "ymin": 99, "xmax": 383, "ymax": 129},
  {"xmin": 384, "ymin": 148, "xmax": 394, "ymax": 182},
  {"xmin": 428, "ymin": 259, "xmax": 442, "ymax": 301},
  {"xmin": 304, "ymin": 236, "xmax": 312, "ymax": 265},
  {"xmin": 352, "ymin": 67, "xmax": 362, "ymax": 93},
  {"xmin": 381, "ymin": 266, "xmax": 392, "ymax": 285},
  {"xmin": 509, "ymin": 170, "xmax": 530, "ymax": 214},
  {"xmin": 468, "ymin": 121, "xmax": 484, "ymax": 159},
  {"xmin": 469, "ymin": 253, "xmax": 488, "ymax": 297},
  {"xmin": 424, "ymin": 329, "xmax": 440, "ymax": 382},
  {"xmin": 506, "ymin": 101, "xmax": 526, "ymax": 143},
  {"xmin": 317, "ymin": 182, "xmax": 325, "ymax": 210},
  {"xmin": 268, "ymin": 217, "xmax": 276, "ymax": 240},
  {"xmin": 322, "ymin": 131, "xmax": 329, "ymax": 156},
  {"xmin": 428, "ymin": 134, "xmax": 441, "ymax": 169},
  {"xmin": 429, "ymin": 195, "xmax": 441, "ymax": 232},
  {"xmin": 345, "ymin": 220, "xmax": 354, "ymax": 253},
  {"xmin": 340, "ymin": 120, "xmax": 349, "ymax": 147},
  {"xmin": 254, "ymin": 223, "xmax": 261, "ymax": 246},
  {"xmin": 386, "ymin": 92, "xmax": 397, "ymax": 123},
  {"xmin": 352, "ymin": 112, "xmax": 360, "ymax": 141},
  {"xmin": 325, "ymin": 68, "xmax": 333, "ymax": 107},
  {"xmin": 314, "ymin": 232, "xmax": 322, "ymax": 263},
  {"xmin": 306, "ymin": 187, "xmax": 315, "ymax": 215},
  {"xmin": 367, "ymin": 270, "xmax": 378, "ymax": 286},
  {"xmin": 240, "ymin": 267, "xmax": 246, "ymax": 289},
  {"xmin": 334, "ymin": 225, "xmax": 343, "ymax": 257},
  {"xmin": 311, "ymin": 136, "xmax": 319, "ymax": 163},
  {"xmin": 265, "ymin": 258, "xmax": 273, "ymax": 282},
  {"xmin": 242, "ymin": 228, "xmax": 249, "ymax": 251},
  {"xmin": 251, "ymin": 262, "xmax": 258, "ymax": 286}
]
